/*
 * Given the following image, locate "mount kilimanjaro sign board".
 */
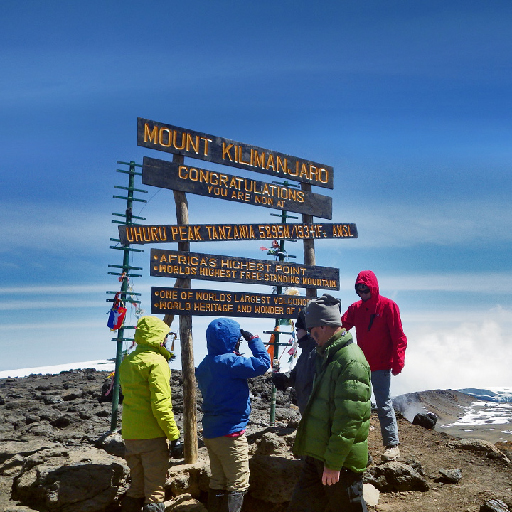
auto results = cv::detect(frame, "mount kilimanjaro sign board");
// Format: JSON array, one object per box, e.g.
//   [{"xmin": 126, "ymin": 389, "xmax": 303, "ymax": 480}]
[
  {"xmin": 137, "ymin": 118, "xmax": 334, "ymax": 189},
  {"xmin": 142, "ymin": 156, "xmax": 332, "ymax": 219},
  {"xmin": 119, "ymin": 222, "xmax": 357, "ymax": 245},
  {"xmin": 150, "ymin": 249, "xmax": 340, "ymax": 290},
  {"xmin": 152, "ymin": 287, "xmax": 310, "ymax": 319}
]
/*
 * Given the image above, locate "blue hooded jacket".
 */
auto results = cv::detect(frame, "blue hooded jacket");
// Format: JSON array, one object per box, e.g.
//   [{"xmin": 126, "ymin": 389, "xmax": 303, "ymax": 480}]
[{"xmin": 195, "ymin": 318, "xmax": 271, "ymax": 438}]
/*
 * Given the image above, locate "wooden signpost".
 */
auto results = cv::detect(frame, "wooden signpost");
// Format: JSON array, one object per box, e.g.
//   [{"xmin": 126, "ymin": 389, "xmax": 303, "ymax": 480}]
[
  {"xmin": 129, "ymin": 116, "xmax": 358, "ymax": 461},
  {"xmin": 142, "ymin": 156, "xmax": 333, "ymax": 219},
  {"xmin": 119, "ymin": 222, "xmax": 357, "ymax": 245},
  {"xmin": 137, "ymin": 118, "xmax": 334, "ymax": 189},
  {"xmin": 150, "ymin": 249, "xmax": 339, "ymax": 290}
]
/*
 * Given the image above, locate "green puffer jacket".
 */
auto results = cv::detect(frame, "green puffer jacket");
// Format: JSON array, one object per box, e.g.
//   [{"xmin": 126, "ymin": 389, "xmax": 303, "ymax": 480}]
[
  {"xmin": 119, "ymin": 316, "xmax": 180, "ymax": 441},
  {"xmin": 293, "ymin": 329, "xmax": 371, "ymax": 473}
]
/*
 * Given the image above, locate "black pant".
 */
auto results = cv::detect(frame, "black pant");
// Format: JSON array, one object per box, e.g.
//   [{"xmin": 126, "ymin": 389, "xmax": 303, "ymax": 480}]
[{"xmin": 287, "ymin": 457, "xmax": 368, "ymax": 512}]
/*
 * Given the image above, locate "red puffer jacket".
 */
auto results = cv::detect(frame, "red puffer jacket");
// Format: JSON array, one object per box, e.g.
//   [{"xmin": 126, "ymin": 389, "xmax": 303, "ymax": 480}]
[{"xmin": 341, "ymin": 270, "xmax": 407, "ymax": 374}]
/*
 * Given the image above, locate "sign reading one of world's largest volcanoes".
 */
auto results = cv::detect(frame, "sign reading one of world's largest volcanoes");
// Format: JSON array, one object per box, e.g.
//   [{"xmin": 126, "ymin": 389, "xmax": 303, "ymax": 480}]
[{"xmin": 152, "ymin": 287, "xmax": 310, "ymax": 318}]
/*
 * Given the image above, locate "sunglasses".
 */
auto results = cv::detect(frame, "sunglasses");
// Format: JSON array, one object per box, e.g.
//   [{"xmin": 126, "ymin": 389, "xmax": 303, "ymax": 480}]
[{"xmin": 355, "ymin": 284, "xmax": 370, "ymax": 294}]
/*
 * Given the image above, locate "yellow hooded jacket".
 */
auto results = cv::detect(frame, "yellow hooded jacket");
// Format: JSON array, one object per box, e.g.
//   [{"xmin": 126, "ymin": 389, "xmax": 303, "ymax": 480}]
[{"xmin": 119, "ymin": 316, "xmax": 180, "ymax": 440}]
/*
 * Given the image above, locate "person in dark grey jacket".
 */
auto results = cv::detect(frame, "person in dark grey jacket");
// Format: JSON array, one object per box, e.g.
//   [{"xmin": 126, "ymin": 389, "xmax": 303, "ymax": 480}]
[{"xmin": 272, "ymin": 309, "xmax": 316, "ymax": 414}]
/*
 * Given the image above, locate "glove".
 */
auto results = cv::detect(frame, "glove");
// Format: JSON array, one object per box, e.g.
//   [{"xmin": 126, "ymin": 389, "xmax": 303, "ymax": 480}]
[
  {"xmin": 392, "ymin": 364, "xmax": 403, "ymax": 376},
  {"xmin": 170, "ymin": 439, "xmax": 183, "ymax": 459},
  {"xmin": 272, "ymin": 372, "xmax": 290, "ymax": 391},
  {"xmin": 240, "ymin": 329, "xmax": 254, "ymax": 341}
]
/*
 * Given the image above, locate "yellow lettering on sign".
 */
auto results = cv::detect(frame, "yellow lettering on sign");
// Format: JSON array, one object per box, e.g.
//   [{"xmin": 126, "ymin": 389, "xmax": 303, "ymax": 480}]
[
  {"xmin": 277, "ymin": 156, "xmax": 288, "ymax": 175},
  {"xmin": 144, "ymin": 124, "xmax": 158, "ymax": 144},
  {"xmin": 159, "ymin": 128, "xmax": 172, "ymax": 147},
  {"xmin": 223, "ymin": 143, "xmax": 234, "ymax": 161},
  {"xmin": 186, "ymin": 133, "xmax": 199, "ymax": 154},
  {"xmin": 266, "ymin": 154, "xmax": 275, "ymax": 171},
  {"xmin": 252, "ymin": 149, "xmax": 265, "ymax": 168},
  {"xmin": 201, "ymin": 137, "xmax": 212, "ymax": 156},
  {"xmin": 173, "ymin": 130, "xmax": 186, "ymax": 150}
]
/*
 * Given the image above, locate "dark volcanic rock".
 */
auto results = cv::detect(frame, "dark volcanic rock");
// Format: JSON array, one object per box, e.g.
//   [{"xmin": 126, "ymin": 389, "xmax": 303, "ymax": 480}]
[{"xmin": 412, "ymin": 412, "xmax": 438, "ymax": 429}]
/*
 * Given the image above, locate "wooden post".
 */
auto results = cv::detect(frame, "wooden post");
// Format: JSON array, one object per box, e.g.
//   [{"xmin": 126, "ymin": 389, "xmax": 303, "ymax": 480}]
[
  {"xmin": 302, "ymin": 183, "xmax": 317, "ymax": 300},
  {"xmin": 170, "ymin": 154, "xmax": 198, "ymax": 464}
]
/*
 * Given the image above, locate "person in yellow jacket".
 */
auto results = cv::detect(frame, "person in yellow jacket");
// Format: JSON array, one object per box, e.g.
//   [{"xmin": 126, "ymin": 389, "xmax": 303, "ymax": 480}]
[{"xmin": 119, "ymin": 316, "xmax": 180, "ymax": 512}]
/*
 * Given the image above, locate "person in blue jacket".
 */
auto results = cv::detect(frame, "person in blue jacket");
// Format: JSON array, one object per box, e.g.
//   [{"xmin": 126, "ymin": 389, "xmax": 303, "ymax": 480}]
[{"xmin": 196, "ymin": 318, "xmax": 271, "ymax": 512}]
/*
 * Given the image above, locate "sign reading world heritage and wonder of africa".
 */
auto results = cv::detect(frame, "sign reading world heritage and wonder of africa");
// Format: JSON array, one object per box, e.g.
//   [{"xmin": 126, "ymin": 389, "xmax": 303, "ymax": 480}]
[
  {"xmin": 150, "ymin": 249, "xmax": 340, "ymax": 290},
  {"xmin": 142, "ymin": 156, "xmax": 332, "ymax": 219},
  {"xmin": 152, "ymin": 287, "xmax": 310, "ymax": 319},
  {"xmin": 137, "ymin": 117, "xmax": 334, "ymax": 189},
  {"xmin": 119, "ymin": 222, "xmax": 357, "ymax": 245}
]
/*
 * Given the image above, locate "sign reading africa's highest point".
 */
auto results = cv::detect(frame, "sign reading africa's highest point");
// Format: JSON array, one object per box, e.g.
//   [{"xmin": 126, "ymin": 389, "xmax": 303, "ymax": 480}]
[
  {"xmin": 137, "ymin": 118, "xmax": 334, "ymax": 189},
  {"xmin": 151, "ymin": 249, "xmax": 340, "ymax": 290}
]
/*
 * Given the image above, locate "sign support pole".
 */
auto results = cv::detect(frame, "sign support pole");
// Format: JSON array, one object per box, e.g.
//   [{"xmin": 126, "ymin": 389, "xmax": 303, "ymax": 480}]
[
  {"xmin": 269, "ymin": 206, "xmax": 296, "ymax": 425},
  {"xmin": 108, "ymin": 161, "xmax": 145, "ymax": 432},
  {"xmin": 302, "ymin": 183, "xmax": 317, "ymax": 300},
  {"xmin": 170, "ymin": 154, "xmax": 198, "ymax": 464}
]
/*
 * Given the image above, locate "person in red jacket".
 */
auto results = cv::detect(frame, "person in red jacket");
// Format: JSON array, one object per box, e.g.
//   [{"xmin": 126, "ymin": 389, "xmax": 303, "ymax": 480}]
[{"xmin": 341, "ymin": 270, "xmax": 407, "ymax": 461}]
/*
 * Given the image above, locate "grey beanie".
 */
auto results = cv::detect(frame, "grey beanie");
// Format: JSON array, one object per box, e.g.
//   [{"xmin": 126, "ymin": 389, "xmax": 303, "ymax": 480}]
[{"xmin": 305, "ymin": 294, "xmax": 342, "ymax": 329}]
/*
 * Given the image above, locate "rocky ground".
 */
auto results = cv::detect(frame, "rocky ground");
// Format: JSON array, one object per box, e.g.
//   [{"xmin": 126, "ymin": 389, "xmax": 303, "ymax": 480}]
[{"xmin": 0, "ymin": 368, "xmax": 511, "ymax": 512}]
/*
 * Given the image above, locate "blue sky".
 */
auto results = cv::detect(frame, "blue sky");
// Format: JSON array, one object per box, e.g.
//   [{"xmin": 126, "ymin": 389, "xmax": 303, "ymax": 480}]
[{"xmin": 1, "ymin": 1, "xmax": 511, "ymax": 395}]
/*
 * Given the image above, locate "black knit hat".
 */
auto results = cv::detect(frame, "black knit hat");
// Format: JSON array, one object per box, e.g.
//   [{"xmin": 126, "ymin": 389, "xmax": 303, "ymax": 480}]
[{"xmin": 305, "ymin": 294, "xmax": 342, "ymax": 329}]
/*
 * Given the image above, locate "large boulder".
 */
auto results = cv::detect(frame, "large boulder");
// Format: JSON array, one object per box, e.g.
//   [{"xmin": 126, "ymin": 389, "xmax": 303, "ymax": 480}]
[
  {"xmin": 166, "ymin": 453, "xmax": 210, "ymax": 498},
  {"xmin": 412, "ymin": 412, "xmax": 438, "ymax": 429},
  {"xmin": 364, "ymin": 461, "xmax": 430, "ymax": 492},
  {"xmin": 448, "ymin": 439, "xmax": 511, "ymax": 464},
  {"xmin": 249, "ymin": 455, "xmax": 302, "ymax": 503},
  {"xmin": 11, "ymin": 447, "xmax": 129, "ymax": 512}
]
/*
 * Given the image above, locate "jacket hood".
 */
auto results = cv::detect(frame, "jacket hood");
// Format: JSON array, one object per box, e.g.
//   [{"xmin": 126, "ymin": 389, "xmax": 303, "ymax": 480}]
[
  {"xmin": 355, "ymin": 270, "xmax": 379, "ymax": 297},
  {"xmin": 134, "ymin": 316, "xmax": 172, "ymax": 360},
  {"xmin": 206, "ymin": 318, "xmax": 240, "ymax": 356}
]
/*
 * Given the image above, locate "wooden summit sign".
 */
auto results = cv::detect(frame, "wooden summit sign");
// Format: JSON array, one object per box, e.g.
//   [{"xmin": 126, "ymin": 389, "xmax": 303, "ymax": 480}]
[
  {"xmin": 119, "ymin": 222, "xmax": 357, "ymax": 245},
  {"xmin": 150, "ymin": 249, "xmax": 340, "ymax": 290},
  {"xmin": 143, "ymin": 157, "xmax": 332, "ymax": 219},
  {"xmin": 152, "ymin": 287, "xmax": 309, "ymax": 319},
  {"xmin": 137, "ymin": 118, "xmax": 334, "ymax": 189}
]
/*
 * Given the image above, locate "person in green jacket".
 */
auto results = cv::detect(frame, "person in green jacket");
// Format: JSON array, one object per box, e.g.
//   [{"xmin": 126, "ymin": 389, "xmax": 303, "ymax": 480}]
[
  {"xmin": 288, "ymin": 294, "xmax": 372, "ymax": 512},
  {"xmin": 119, "ymin": 316, "xmax": 180, "ymax": 512}
]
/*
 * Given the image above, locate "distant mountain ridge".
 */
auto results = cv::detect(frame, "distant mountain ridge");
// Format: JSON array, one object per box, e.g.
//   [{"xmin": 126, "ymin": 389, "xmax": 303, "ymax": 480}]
[
  {"xmin": 393, "ymin": 388, "xmax": 512, "ymax": 444},
  {"xmin": 458, "ymin": 387, "xmax": 512, "ymax": 403}
]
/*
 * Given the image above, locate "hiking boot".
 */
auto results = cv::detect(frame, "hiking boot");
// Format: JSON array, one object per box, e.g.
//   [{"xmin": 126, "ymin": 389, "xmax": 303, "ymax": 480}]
[
  {"xmin": 142, "ymin": 503, "xmax": 165, "ymax": 512},
  {"xmin": 121, "ymin": 496, "xmax": 144, "ymax": 512},
  {"xmin": 227, "ymin": 491, "xmax": 246, "ymax": 512},
  {"xmin": 208, "ymin": 488, "xmax": 227, "ymax": 512},
  {"xmin": 382, "ymin": 445, "xmax": 400, "ymax": 461}
]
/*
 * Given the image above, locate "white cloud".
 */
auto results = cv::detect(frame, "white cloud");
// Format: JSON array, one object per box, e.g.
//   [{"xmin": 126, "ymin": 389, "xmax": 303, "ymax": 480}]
[{"xmin": 392, "ymin": 307, "xmax": 512, "ymax": 396}]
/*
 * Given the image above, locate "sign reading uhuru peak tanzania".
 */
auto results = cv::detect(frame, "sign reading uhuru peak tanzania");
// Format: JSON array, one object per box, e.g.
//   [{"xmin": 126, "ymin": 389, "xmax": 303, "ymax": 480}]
[
  {"xmin": 142, "ymin": 157, "xmax": 332, "ymax": 219},
  {"xmin": 119, "ymin": 222, "xmax": 357, "ymax": 245},
  {"xmin": 137, "ymin": 118, "xmax": 334, "ymax": 189},
  {"xmin": 150, "ymin": 249, "xmax": 340, "ymax": 290}
]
